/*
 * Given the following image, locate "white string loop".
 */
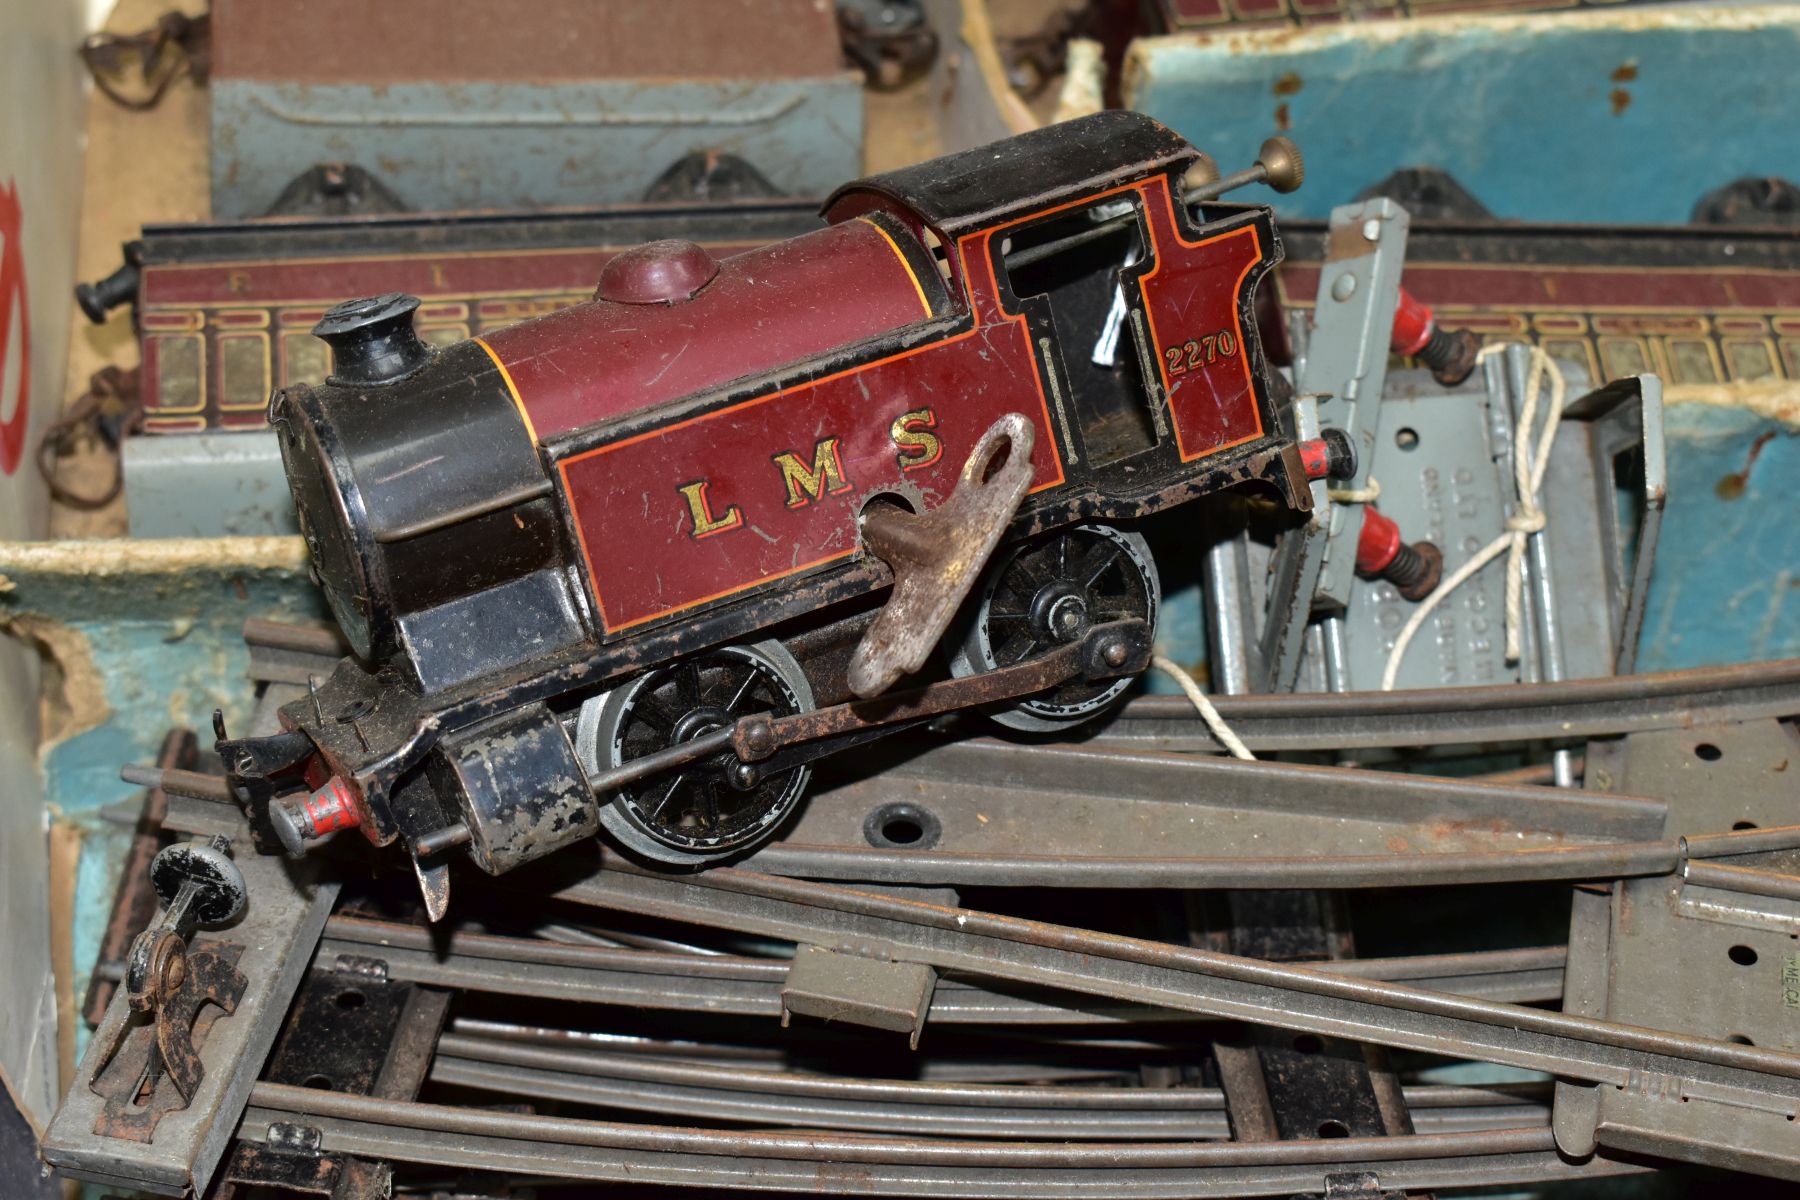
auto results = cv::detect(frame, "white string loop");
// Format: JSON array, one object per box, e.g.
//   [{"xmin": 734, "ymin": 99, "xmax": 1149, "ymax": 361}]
[
  {"xmin": 1151, "ymin": 655, "xmax": 1255, "ymax": 760},
  {"xmin": 1379, "ymin": 344, "xmax": 1566, "ymax": 691},
  {"xmin": 1327, "ymin": 476, "xmax": 1381, "ymax": 504}
]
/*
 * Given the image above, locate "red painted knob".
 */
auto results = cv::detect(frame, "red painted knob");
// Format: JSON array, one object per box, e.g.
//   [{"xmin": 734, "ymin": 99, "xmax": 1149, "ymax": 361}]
[{"xmin": 597, "ymin": 239, "xmax": 719, "ymax": 305}]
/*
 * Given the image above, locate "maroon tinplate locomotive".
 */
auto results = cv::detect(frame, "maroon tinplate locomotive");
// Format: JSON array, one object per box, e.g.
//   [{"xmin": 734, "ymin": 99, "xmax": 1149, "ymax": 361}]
[{"xmin": 221, "ymin": 111, "xmax": 1311, "ymax": 913}]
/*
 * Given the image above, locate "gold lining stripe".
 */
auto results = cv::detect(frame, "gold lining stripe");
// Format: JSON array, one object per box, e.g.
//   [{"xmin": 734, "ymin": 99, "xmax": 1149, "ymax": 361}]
[
  {"xmin": 474, "ymin": 337, "xmax": 538, "ymax": 443},
  {"xmin": 857, "ymin": 216, "xmax": 933, "ymax": 319}
]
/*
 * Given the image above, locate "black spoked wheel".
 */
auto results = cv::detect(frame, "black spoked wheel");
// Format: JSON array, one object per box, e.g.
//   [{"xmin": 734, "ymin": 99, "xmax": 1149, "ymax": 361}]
[
  {"xmin": 951, "ymin": 524, "xmax": 1159, "ymax": 733},
  {"xmin": 575, "ymin": 641, "xmax": 813, "ymax": 866}
]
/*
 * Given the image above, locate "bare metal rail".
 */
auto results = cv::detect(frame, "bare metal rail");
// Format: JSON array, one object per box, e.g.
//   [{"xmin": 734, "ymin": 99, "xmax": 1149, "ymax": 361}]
[
  {"xmin": 544, "ymin": 858, "xmax": 1800, "ymax": 1177},
  {"xmin": 429, "ymin": 1032, "xmax": 1553, "ymax": 1141},
  {"xmin": 1102, "ymin": 657, "xmax": 1800, "ymax": 751},
  {"xmin": 243, "ymin": 1084, "xmax": 1645, "ymax": 1197},
  {"xmin": 320, "ymin": 916, "xmax": 1567, "ymax": 1018}
]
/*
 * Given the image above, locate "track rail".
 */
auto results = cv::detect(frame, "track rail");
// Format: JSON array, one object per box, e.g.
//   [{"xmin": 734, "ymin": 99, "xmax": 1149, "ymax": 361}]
[
  {"xmin": 244, "ymin": 1085, "xmax": 1643, "ymax": 1197},
  {"xmin": 544, "ymin": 857, "xmax": 1800, "ymax": 1171},
  {"xmin": 1101, "ymin": 658, "xmax": 1800, "ymax": 751},
  {"xmin": 430, "ymin": 1033, "xmax": 1553, "ymax": 1140},
  {"xmin": 321, "ymin": 916, "xmax": 1567, "ymax": 1012},
  {"xmin": 744, "ymin": 838, "xmax": 1681, "ymax": 889}
]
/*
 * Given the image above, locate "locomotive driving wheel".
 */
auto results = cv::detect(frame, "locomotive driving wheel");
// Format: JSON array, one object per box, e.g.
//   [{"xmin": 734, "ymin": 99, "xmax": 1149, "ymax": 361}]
[
  {"xmin": 950, "ymin": 524, "xmax": 1159, "ymax": 732},
  {"xmin": 575, "ymin": 641, "xmax": 814, "ymax": 866}
]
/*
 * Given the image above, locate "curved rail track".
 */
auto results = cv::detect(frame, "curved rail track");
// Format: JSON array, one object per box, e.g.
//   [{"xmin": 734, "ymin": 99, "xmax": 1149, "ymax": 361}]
[{"xmin": 244, "ymin": 1084, "xmax": 1645, "ymax": 1197}]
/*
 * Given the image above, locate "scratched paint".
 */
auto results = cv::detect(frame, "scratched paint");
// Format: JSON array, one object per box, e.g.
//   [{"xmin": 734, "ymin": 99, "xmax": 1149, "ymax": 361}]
[
  {"xmin": 0, "ymin": 538, "xmax": 324, "ymax": 1060},
  {"xmin": 1637, "ymin": 405, "xmax": 1800, "ymax": 670},
  {"xmin": 212, "ymin": 78, "xmax": 863, "ymax": 218},
  {"xmin": 1126, "ymin": 7, "xmax": 1800, "ymax": 223}
]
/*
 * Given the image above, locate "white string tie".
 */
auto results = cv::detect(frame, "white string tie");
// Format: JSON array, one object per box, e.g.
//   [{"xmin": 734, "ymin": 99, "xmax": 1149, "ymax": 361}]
[
  {"xmin": 1380, "ymin": 344, "xmax": 1566, "ymax": 692},
  {"xmin": 1152, "ymin": 655, "xmax": 1255, "ymax": 760},
  {"xmin": 1327, "ymin": 476, "xmax": 1381, "ymax": 504}
]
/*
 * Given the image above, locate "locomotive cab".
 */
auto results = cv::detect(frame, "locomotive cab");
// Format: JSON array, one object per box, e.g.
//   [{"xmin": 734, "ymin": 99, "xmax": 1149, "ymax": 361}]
[{"xmin": 822, "ymin": 110, "xmax": 1296, "ymax": 508}]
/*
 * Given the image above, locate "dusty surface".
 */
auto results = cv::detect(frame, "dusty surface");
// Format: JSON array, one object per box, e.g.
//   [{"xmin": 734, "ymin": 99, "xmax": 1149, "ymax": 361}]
[
  {"xmin": 1666, "ymin": 381, "xmax": 1800, "ymax": 430},
  {"xmin": 0, "ymin": 535, "xmax": 306, "ymax": 771},
  {"xmin": 0, "ymin": 535, "xmax": 307, "ymax": 583},
  {"xmin": 864, "ymin": 74, "xmax": 946, "ymax": 174},
  {"xmin": 1128, "ymin": 2, "xmax": 1800, "ymax": 62}
]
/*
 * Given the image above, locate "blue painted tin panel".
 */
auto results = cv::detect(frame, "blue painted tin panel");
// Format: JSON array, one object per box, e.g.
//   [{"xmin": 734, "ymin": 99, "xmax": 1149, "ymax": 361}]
[
  {"xmin": 1126, "ymin": 9, "xmax": 1800, "ymax": 223},
  {"xmin": 0, "ymin": 541, "xmax": 325, "ymax": 1061},
  {"xmin": 1638, "ymin": 404, "xmax": 1800, "ymax": 670},
  {"xmin": 212, "ymin": 77, "xmax": 863, "ymax": 217},
  {"xmin": 123, "ymin": 432, "xmax": 299, "ymax": 538}
]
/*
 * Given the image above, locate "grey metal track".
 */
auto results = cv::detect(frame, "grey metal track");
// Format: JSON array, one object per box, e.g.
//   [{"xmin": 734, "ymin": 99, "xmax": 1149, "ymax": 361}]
[
  {"xmin": 320, "ymin": 917, "xmax": 1567, "ymax": 1016},
  {"xmin": 243, "ymin": 1084, "xmax": 1644, "ymax": 1197},
  {"xmin": 746, "ymin": 838, "xmax": 1681, "ymax": 889},
  {"xmin": 547, "ymin": 860, "xmax": 1800, "ymax": 1174},
  {"xmin": 430, "ymin": 1034, "xmax": 1552, "ymax": 1140},
  {"xmin": 1101, "ymin": 657, "xmax": 1800, "ymax": 751},
  {"xmin": 756, "ymin": 737, "xmax": 1673, "ymax": 888}
]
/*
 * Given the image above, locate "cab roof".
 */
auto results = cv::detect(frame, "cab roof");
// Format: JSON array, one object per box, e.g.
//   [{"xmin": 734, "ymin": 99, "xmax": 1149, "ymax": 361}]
[{"xmin": 824, "ymin": 110, "xmax": 1197, "ymax": 238}]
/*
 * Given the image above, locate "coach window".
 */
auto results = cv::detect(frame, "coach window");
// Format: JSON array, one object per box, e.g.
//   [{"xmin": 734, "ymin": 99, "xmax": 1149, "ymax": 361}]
[
  {"xmin": 1724, "ymin": 339, "xmax": 1777, "ymax": 382},
  {"xmin": 1666, "ymin": 338, "xmax": 1723, "ymax": 384},
  {"xmin": 150, "ymin": 333, "xmax": 203, "ymax": 415},
  {"xmin": 218, "ymin": 332, "xmax": 272, "ymax": 412},
  {"xmin": 282, "ymin": 330, "xmax": 331, "ymax": 388}
]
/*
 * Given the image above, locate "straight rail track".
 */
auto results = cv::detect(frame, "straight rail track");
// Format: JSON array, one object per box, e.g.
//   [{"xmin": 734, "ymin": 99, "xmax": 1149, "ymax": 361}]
[
  {"xmin": 321, "ymin": 916, "xmax": 1569, "ymax": 1012},
  {"xmin": 1099, "ymin": 658, "xmax": 1800, "ymax": 751}
]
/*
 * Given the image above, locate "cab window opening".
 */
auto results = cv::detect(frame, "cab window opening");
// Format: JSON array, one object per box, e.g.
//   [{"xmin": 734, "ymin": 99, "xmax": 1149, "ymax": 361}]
[{"xmin": 998, "ymin": 202, "xmax": 1157, "ymax": 466}]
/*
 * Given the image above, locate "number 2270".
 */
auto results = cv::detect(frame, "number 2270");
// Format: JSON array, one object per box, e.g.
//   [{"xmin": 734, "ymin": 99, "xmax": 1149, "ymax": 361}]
[{"xmin": 1163, "ymin": 329, "xmax": 1238, "ymax": 376}]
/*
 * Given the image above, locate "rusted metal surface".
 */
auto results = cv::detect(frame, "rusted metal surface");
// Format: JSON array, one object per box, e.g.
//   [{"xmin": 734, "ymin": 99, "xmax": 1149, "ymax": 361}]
[
  {"xmin": 1208, "ymin": 890, "xmax": 1416, "ymax": 1146},
  {"xmin": 86, "ymin": 835, "xmax": 251, "ymax": 1138},
  {"xmin": 208, "ymin": 1140, "xmax": 349, "ymax": 1197},
  {"xmin": 90, "ymin": 943, "xmax": 246, "ymax": 1142},
  {"xmin": 1559, "ymin": 719, "xmax": 1800, "ymax": 1177},
  {"xmin": 317, "ymin": 913, "xmax": 1566, "ymax": 1019},
  {"xmin": 209, "ymin": 961, "xmax": 447, "ymax": 1198},
  {"xmin": 43, "ymin": 817, "xmax": 338, "ymax": 1196},
  {"xmin": 85, "ymin": 728, "xmax": 194, "ymax": 1026},
  {"xmin": 237, "ymin": 615, "xmax": 1799, "ymax": 754},
  {"xmin": 425, "ymin": 1032, "xmax": 1554, "ymax": 1140},
  {"xmin": 62, "ymin": 708, "xmax": 1800, "ymax": 1193},
  {"xmin": 781, "ymin": 944, "xmax": 938, "ymax": 1046},
  {"xmin": 241, "ymin": 1084, "xmax": 1648, "ymax": 1194},
  {"xmin": 567, "ymin": 618, "xmax": 1146, "ymax": 823},
  {"xmin": 552, "ymin": 857, "xmax": 1800, "ymax": 1149},
  {"xmin": 754, "ymin": 735, "xmax": 1667, "ymax": 887},
  {"xmin": 849, "ymin": 414, "xmax": 1035, "ymax": 698},
  {"xmin": 747, "ymin": 619, "xmax": 1150, "ymax": 773}
]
